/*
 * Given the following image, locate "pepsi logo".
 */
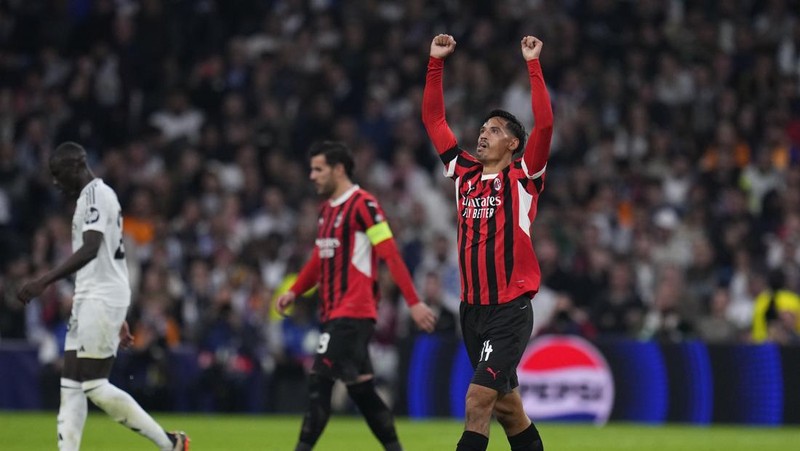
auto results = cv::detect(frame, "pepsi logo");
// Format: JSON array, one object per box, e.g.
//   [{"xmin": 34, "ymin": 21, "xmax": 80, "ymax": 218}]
[{"xmin": 517, "ymin": 335, "xmax": 614, "ymax": 424}]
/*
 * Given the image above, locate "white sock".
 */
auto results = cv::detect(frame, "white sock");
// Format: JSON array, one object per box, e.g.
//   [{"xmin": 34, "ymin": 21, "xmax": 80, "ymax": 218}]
[
  {"xmin": 58, "ymin": 378, "xmax": 87, "ymax": 451},
  {"xmin": 82, "ymin": 379, "xmax": 173, "ymax": 450}
]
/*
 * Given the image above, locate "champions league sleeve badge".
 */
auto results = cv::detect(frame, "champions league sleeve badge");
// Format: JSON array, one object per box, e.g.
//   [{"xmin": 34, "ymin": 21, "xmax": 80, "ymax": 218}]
[{"xmin": 85, "ymin": 207, "xmax": 100, "ymax": 225}]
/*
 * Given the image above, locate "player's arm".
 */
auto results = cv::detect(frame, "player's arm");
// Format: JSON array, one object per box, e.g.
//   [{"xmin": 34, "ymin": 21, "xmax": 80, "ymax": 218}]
[
  {"xmin": 17, "ymin": 231, "xmax": 102, "ymax": 304},
  {"xmin": 370, "ymin": 223, "xmax": 437, "ymax": 333},
  {"xmin": 372, "ymin": 227, "xmax": 418, "ymax": 308},
  {"xmin": 422, "ymin": 34, "xmax": 459, "ymax": 156},
  {"xmin": 519, "ymin": 36, "xmax": 553, "ymax": 180},
  {"xmin": 356, "ymin": 198, "xmax": 436, "ymax": 332},
  {"xmin": 275, "ymin": 249, "xmax": 321, "ymax": 315}
]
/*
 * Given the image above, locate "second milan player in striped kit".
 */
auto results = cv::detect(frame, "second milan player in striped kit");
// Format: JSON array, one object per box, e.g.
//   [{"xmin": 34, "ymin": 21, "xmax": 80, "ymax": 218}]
[
  {"xmin": 276, "ymin": 141, "xmax": 436, "ymax": 451},
  {"xmin": 422, "ymin": 35, "xmax": 553, "ymax": 451}
]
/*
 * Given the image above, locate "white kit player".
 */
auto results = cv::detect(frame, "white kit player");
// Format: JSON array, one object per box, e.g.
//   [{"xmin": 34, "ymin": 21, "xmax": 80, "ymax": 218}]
[{"xmin": 18, "ymin": 142, "xmax": 190, "ymax": 451}]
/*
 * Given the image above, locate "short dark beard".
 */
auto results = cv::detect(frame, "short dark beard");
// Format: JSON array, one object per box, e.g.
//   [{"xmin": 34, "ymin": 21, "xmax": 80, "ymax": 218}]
[{"xmin": 318, "ymin": 183, "xmax": 335, "ymax": 199}]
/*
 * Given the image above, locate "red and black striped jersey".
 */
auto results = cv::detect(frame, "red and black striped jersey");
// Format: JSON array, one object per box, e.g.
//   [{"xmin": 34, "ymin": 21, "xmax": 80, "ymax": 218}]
[
  {"xmin": 290, "ymin": 185, "xmax": 421, "ymax": 322},
  {"xmin": 422, "ymin": 56, "xmax": 553, "ymax": 305},
  {"xmin": 316, "ymin": 185, "xmax": 383, "ymax": 321},
  {"xmin": 443, "ymin": 149, "xmax": 544, "ymax": 305}
]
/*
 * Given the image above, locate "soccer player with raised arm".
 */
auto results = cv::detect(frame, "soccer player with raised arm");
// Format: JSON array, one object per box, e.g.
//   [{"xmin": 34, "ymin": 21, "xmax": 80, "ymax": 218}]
[
  {"xmin": 17, "ymin": 142, "xmax": 189, "ymax": 451},
  {"xmin": 422, "ymin": 35, "xmax": 553, "ymax": 451},
  {"xmin": 276, "ymin": 141, "xmax": 436, "ymax": 451}
]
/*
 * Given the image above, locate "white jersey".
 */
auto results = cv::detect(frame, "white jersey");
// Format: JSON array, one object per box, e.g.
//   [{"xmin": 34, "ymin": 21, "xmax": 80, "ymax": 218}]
[{"xmin": 72, "ymin": 178, "xmax": 131, "ymax": 307}]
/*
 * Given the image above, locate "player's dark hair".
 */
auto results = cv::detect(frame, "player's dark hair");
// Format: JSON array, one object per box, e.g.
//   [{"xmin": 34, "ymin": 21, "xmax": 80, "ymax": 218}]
[
  {"xmin": 483, "ymin": 109, "xmax": 527, "ymax": 152},
  {"xmin": 308, "ymin": 141, "xmax": 355, "ymax": 179},
  {"xmin": 51, "ymin": 141, "xmax": 87, "ymax": 166}
]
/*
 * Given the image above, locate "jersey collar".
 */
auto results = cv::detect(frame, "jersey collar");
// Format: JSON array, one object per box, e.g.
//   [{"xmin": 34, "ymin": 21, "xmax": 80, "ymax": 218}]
[{"xmin": 329, "ymin": 184, "xmax": 359, "ymax": 207}]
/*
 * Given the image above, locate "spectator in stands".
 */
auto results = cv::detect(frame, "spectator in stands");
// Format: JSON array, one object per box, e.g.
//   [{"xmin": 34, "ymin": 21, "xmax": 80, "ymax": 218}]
[
  {"xmin": 696, "ymin": 286, "xmax": 740, "ymax": 343},
  {"xmin": 591, "ymin": 260, "xmax": 645, "ymax": 338},
  {"xmin": 751, "ymin": 269, "xmax": 800, "ymax": 343},
  {"xmin": 640, "ymin": 266, "xmax": 695, "ymax": 342},
  {"xmin": 419, "ymin": 271, "xmax": 458, "ymax": 335}
]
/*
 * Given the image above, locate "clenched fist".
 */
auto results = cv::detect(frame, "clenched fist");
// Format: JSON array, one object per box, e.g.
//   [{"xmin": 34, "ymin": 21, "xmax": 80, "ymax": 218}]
[
  {"xmin": 430, "ymin": 34, "xmax": 456, "ymax": 59},
  {"xmin": 521, "ymin": 36, "xmax": 543, "ymax": 61}
]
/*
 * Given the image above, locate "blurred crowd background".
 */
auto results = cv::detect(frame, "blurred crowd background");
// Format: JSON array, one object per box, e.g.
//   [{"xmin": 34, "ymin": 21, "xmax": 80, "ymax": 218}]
[{"xmin": 1, "ymin": 0, "xmax": 800, "ymax": 411}]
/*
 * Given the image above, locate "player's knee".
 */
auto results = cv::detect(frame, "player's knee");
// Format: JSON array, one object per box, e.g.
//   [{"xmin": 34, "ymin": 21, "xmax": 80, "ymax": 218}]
[
  {"xmin": 300, "ymin": 374, "xmax": 335, "ymax": 446},
  {"xmin": 465, "ymin": 388, "xmax": 495, "ymax": 416},
  {"xmin": 81, "ymin": 379, "xmax": 123, "ymax": 415},
  {"xmin": 346, "ymin": 379, "xmax": 391, "ymax": 415},
  {"xmin": 345, "ymin": 378, "xmax": 374, "ymax": 398},
  {"xmin": 307, "ymin": 374, "xmax": 334, "ymax": 404},
  {"xmin": 495, "ymin": 409, "xmax": 529, "ymax": 434},
  {"xmin": 494, "ymin": 395, "xmax": 526, "ymax": 430},
  {"xmin": 81, "ymin": 378, "xmax": 108, "ymax": 401},
  {"xmin": 494, "ymin": 404, "xmax": 515, "ymax": 428}
]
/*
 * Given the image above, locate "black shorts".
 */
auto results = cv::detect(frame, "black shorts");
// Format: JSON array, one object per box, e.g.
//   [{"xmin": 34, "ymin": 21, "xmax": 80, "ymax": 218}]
[
  {"xmin": 312, "ymin": 318, "xmax": 375, "ymax": 383},
  {"xmin": 460, "ymin": 296, "xmax": 534, "ymax": 393}
]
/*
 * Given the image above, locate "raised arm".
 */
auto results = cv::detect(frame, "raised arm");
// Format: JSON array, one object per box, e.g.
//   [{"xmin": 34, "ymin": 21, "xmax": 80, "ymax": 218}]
[
  {"xmin": 422, "ymin": 34, "xmax": 458, "ymax": 154},
  {"xmin": 520, "ymin": 36, "xmax": 553, "ymax": 179}
]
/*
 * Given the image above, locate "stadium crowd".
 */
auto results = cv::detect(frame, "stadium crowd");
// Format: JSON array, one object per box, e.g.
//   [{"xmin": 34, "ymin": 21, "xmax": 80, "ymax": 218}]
[{"xmin": 1, "ymin": 0, "xmax": 800, "ymax": 410}]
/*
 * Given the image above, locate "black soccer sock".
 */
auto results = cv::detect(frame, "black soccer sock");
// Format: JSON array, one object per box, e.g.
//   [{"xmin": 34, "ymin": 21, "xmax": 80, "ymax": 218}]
[
  {"xmin": 297, "ymin": 374, "xmax": 335, "ymax": 449},
  {"xmin": 456, "ymin": 430, "xmax": 489, "ymax": 451},
  {"xmin": 346, "ymin": 379, "xmax": 401, "ymax": 449},
  {"xmin": 507, "ymin": 423, "xmax": 543, "ymax": 451}
]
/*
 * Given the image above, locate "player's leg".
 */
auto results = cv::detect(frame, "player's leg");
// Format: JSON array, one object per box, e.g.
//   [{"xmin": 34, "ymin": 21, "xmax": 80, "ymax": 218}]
[
  {"xmin": 343, "ymin": 319, "xmax": 402, "ymax": 451},
  {"xmin": 295, "ymin": 372, "xmax": 335, "ymax": 451},
  {"xmin": 494, "ymin": 390, "xmax": 542, "ymax": 451},
  {"xmin": 456, "ymin": 303, "xmax": 492, "ymax": 451},
  {"xmin": 58, "ymin": 344, "xmax": 88, "ymax": 451},
  {"xmin": 346, "ymin": 375, "xmax": 402, "ymax": 451},
  {"xmin": 295, "ymin": 321, "xmax": 341, "ymax": 451},
  {"xmin": 492, "ymin": 297, "xmax": 542, "ymax": 451},
  {"xmin": 77, "ymin": 302, "xmax": 187, "ymax": 451},
  {"xmin": 458, "ymin": 383, "xmax": 498, "ymax": 450}
]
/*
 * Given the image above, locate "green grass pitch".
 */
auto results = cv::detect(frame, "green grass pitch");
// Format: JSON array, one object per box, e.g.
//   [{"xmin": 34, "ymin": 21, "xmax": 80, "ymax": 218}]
[{"xmin": 0, "ymin": 412, "xmax": 797, "ymax": 450}]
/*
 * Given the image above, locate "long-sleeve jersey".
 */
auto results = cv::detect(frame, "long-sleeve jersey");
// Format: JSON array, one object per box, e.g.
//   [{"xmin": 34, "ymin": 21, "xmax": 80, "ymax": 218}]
[
  {"xmin": 422, "ymin": 56, "xmax": 553, "ymax": 305},
  {"xmin": 289, "ymin": 185, "xmax": 420, "ymax": 322}
]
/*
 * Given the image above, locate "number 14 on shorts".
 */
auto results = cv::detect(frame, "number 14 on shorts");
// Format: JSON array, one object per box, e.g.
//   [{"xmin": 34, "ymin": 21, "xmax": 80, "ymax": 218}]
[{"xmin": 480, "ymin": 340, "xmax": 493, "ymax": 362}]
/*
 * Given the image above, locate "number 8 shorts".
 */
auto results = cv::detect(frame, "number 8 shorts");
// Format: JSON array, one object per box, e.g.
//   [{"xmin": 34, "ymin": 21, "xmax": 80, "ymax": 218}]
[{"xmin": 312, "ymin": 318, "xmax": 375, "ymax": 383}]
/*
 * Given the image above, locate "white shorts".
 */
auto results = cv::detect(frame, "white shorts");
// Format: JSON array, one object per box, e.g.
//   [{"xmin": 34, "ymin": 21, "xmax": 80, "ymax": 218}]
[{"xmin": 65, "ymin": 299, "xmax": 129, "ymax": 359}]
